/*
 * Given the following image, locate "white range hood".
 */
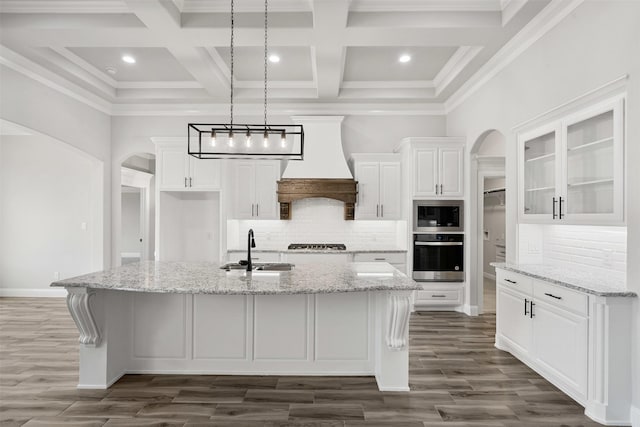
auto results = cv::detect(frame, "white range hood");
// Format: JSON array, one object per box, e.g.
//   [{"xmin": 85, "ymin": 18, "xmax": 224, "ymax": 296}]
[{"xmin": 282, "ymin": 116, "xmax": 353, "ymax": 179}]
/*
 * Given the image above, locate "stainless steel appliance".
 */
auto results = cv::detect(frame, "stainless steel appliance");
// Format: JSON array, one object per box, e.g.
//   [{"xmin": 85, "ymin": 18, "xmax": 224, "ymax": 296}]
[
  {"xmin": 412, "ymin": 234, "xmax": 464, "ymax": 282},
  {"xmin": 413, "ymin": 200, "xmax": 463, "ymax": 232},
  {"xmin": 288, "ymin": 243, "xmax": 346, "ymax": 250}
]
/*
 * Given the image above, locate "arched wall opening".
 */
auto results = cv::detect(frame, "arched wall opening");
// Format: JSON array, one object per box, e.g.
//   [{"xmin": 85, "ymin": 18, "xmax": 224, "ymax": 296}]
[
  {"xmin": 0, "ymin": 119, "xmax": 104, "ymax": 296},
  {"xmin": 468, "ymin": 129, "xmax": 506, "ymax": 315}
]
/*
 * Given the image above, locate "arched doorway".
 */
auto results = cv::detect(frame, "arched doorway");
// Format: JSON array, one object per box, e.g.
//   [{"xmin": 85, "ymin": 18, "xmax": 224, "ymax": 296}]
[
  {"xmin": 469, "ymin": 130, "xmax": 506, "ymax": 314},
  {"xmin": 119, "ymin": 153, "xmax": 156, "ymax": 265}
]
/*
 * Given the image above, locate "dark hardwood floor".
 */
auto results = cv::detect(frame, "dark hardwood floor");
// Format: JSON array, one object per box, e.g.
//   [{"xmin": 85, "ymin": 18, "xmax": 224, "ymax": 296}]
[{"xmin": 0, "ymin": 297, "xmax": 607, "ymax": 426}]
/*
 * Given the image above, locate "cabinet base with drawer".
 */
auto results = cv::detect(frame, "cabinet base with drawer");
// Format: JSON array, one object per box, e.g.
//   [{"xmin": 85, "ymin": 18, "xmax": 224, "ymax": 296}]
[
  {"xmin": 495, "ymin": 267, "xmax": 634, "ymax": 426},
  {"xmin": 414, "ymin": 283, "xmax": 463, "ymax": 310}
]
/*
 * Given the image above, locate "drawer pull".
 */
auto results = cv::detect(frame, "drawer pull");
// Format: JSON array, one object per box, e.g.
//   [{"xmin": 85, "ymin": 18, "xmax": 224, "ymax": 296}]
[
  {"xmin": 530, "ymin": 302, "xmax": 535, "ymax": 318},
  {"xmin": 544, "ymin": 292, "xmax": 562, "ymax": 300},
  {"xmin": 431, "ymin": 294, "xmax": 446, "ymax": 298},
  {"xmin": 524, "ymin": 298, "xmax": 529, "ymax": 316},
  {"xmin": 504, "ymin": 279, "xmax": 517, "ymax": 284},
  {"xmin": 374, "ymin": 258, "xmax": 386, "ymax": 261}
]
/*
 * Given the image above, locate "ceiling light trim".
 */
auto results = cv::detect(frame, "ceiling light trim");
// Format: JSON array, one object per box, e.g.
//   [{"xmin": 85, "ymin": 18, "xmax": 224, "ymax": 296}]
[{"xmin": 445, "ymin": 0, "xmax": 585, "ymax": 113}]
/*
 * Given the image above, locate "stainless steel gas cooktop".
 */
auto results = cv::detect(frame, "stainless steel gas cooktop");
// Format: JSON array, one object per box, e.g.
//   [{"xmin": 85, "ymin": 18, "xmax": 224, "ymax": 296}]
[{"xmin": 287, "ymin": 243, "xmax": 347, "ymax": 251}]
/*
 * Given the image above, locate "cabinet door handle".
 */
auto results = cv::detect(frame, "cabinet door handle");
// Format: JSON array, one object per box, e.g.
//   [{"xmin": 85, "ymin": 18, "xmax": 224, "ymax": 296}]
[
  {"xmin": 432, "ymin": 294, "xmax": 446, "ymax": 298},
  {"xmin": 380, "ymin": 205, "xmax": 384, "ymax": 217},
  {"xmin": 189, "ymin": 177, "xmax": 192, "ymax": 187},
  {"xmin": 552, "ymin": 197, "xmax": 558, "ymax": 219},
  {"xmin": 559, "ymin": 196, "xmax": 564, "ymax": 219},
  {"xmin": 440, "ymin": 184, "xmax": 443, "ymax": 194},
  {"xmin": 504, "ymin": 279, "xmax": 517, "ymax": 284},
  {"xmin": 251, "ymin": 204, "xmax": 254, "ymax": 217},
  {"xmin": 524, "ymin": 298, "xmax": 529, "ymax": 316},
  {"xmin": 256, "ymin": 204, "xmax": 259, "ymax": 217},
  {"xmin": 544, "ymin": 292, "xmax": 562, "ymax": 300},
  {"xmin": 435, "ymin": 184, "xmax": 438, "ymax": 195},
  {"xmin": 184, "ymin": 177, "xmax": 187, "ymax": 188},
  {"xmin": 376, "ymin": 204, "xmax": 379, "ymax": 217},
  {"xmin": 530, "ymin": 301, "xmax": 535, "ymax": 318}
]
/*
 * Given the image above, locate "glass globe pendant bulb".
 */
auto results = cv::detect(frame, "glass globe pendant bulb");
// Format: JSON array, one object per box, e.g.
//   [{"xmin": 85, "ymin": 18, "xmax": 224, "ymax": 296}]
[
  {"xmin": 263, "ymin": 131, "xmax": 269, "ymax": 147},
  {"xmin": 280, "ymin": 131, "xmax": 286, "ymax": 147},
  {"xmin": 245, "ymin": 131, "xmax": 251, "ymax": 147},
  {"xmin": 228, "ymin": 131, "xmax": 234, "ymax": 147},
  {"xmin": 210, "ymin": 130, "xmax": 216, "ymax": 147}
]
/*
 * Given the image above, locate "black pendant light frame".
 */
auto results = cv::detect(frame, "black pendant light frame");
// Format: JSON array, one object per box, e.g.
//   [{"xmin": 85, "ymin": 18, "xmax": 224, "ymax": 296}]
[{"xmin": 187, "ymin": 0, "xmax": 304, "ymax": 161}]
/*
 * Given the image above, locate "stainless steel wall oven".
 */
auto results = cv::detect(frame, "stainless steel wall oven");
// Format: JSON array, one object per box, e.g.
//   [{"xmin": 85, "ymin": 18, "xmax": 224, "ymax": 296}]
[{"xmin": 413, "ymin": 234, "xmax": 464, "ymax": 282}]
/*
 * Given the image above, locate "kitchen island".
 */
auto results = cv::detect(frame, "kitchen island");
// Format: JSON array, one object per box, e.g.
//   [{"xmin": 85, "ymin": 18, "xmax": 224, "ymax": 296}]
[{"xmin": 52, "ymin": 261, "xmax": 420, "ymax": 391}]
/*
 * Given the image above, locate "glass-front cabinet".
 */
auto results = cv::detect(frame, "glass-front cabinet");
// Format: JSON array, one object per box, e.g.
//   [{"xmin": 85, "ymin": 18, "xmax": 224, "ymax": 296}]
[{"xmin": 518, "ymin": 96, "xmax": 624, "ymax": 224}]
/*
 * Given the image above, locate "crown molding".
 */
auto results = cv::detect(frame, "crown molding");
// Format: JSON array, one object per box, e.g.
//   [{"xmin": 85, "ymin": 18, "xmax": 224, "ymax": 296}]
[
  {"xmin": 110, "ymin": 102, "xmax": 446, "ymax": 116},
  {"xmin": 0, "ymin": 0, "xmax": 130, "ymax": 13},
  {"xmin": 0, "ymin": 45, "xmax": 112, "ymax": 115},
  {"xmin": 444, "ymin": 0, "xmax": 585, "ymax": 114}
]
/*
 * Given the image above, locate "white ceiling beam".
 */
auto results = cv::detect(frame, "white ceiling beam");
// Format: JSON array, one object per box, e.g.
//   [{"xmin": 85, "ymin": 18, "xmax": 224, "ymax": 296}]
[
  {"xmin": 182, "ymin": 0, "xmax": 312, "ymax": 13},
  {"xmin": 123, "ymin": 0, "xmax": 229, "ymax": 97},
  {"xmin": 350, "ymin": 0, "xmax": 502, "ymax": 12},
  {"xmin": 0, "ymin": 0, "xmax": 130, "ymax": 13},
  {"xmin": 311, "ymin": 0, "xmax": 350, "ymax": 98},
  {"xmin": 433, "ymin": 46, "xmax": 482, "ymax": 96},
  {"xmin": 501, "ymin": 0, "xmax": 528, "ymax": 26},
  {"xmin": 347, "ymin": 11, "xmax": 502, "ymax": 28}
]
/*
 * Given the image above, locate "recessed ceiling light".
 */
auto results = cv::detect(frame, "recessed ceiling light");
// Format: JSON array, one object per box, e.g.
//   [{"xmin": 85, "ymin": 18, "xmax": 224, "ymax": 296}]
[
  {"xmin": 121, "ymin": 55, "xmax": 136, "ymax": 64},
  {"xmin": 399, "ymin": 54, "xmax": 411, "ymax": 63},
  {"xmin": 269, "ymin": 54, "xmax": 280, "ymax": 63}
]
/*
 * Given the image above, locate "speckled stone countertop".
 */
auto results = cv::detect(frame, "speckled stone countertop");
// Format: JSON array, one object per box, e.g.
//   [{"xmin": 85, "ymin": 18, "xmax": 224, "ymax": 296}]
[
  {"xmin": 227, "ymin": 248, "xmax": 407, "ymax": 254},
  {"xmin": 491, "ymin": 262, "xmax": 636, "ymax": 297},
  {"xmin": 51, "ymin": 261, "xmax": 420, "ymax": 295}
]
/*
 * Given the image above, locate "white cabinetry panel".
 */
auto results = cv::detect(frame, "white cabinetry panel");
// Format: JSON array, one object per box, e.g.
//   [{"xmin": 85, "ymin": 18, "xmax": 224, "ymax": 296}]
[
  {"xmin": 159, "ymin": 147, "xmax": 188, "ymax": 190},
  {"xmin": 497, "ymin": 287, "xmax": 531, "ymax": 356},
  {"xmin": 133, "ymin": 293, "xmax": 186, "ymax": 359},
  {"xmin": 439, "ymin": 147, "xmax": 463, "ymax": 196},
  {"xmin": 379, "ymin": 162, "xmax": 401, "ymax": 219},
  {"xmin": 232, "ymin": 160, "xmax": 279, "ymax": 219},
  {"xmin": 193, "ymin": 295, "xmax": 248, "ymax": 360},
  {"xmin": 355, "ymin": 162, "xmax": 379, "ymax": 219},
  {"xmin": 254, "ymin": 295, "xmax": 309, "ymax": 360},
  {"xmin": 350, "ymin": 154, "xmax": 401, "ymax": 220},
  {"xmin": 532, "ymin": 300, "xmax": 588, "ymax": 398},
  {"xmin": 315, "ymin": 293, "xmax": 369, "ymax": 361},
  {"xmin": 414, "ymin": 147, "xmax": 438, "ymax": 197}
]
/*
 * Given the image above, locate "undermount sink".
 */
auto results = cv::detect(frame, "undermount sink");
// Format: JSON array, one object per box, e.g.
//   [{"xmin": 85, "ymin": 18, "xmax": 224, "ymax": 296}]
[{"xmin": 220, "ymin": 262, "xmax": 294, "ymax": 272}]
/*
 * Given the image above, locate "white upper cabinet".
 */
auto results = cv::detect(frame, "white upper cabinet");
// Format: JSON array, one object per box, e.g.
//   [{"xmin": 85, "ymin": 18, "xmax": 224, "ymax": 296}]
[
  {"xmin": 350, "ymin": 154, "xmax": 401, "ymax": 220},
  {"xmin": 156, "ymin": 142, "xmax": 221, "ymax": 191},
  {"xmin": 518, "ymin": 97, "xmax": 624, "ymax": 224},
  {"xmin": 232, "ymin": 160, "xmax": 280, "ymax": 219},
  {"xmin": 413, "ymin": 143, "xmax": 464, "ymax": 198}
]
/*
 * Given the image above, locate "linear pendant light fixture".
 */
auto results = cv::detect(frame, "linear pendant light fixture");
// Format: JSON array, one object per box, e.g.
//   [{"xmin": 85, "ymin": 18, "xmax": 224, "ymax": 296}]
[{"xmin": 187, "ymin": 0, "xmax": 304, "ymax": 160}]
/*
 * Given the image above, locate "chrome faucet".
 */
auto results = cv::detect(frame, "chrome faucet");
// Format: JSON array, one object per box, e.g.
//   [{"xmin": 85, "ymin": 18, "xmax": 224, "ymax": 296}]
[{"xmin": 246, "ymin": 229, "xmax": 256, "ymax": 271}]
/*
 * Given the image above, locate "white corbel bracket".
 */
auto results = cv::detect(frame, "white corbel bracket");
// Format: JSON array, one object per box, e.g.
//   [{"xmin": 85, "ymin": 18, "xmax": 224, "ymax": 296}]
[
  {"xmin": 386, "ymin": 292, "xmax": 411, "ymax": 351},
  {"xmin": 66, "ymin": 287, "xmax": 101, "ymax": 347}
]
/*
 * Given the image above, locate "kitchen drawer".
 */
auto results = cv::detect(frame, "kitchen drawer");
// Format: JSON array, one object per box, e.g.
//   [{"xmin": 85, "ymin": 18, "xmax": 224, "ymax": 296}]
[
  {"xmin": 533, "ymin": 280, "xmax": 588, "ymax": 317},
  {"xmin": 353, "ymin": 252, "xmax": 405, "ymax": 264},
  {"xmin": 497, "ymin": 270, "xmax": 533, "ymax": 295},
  {"xmin": 416, "ymin": 289, "xmax": 462, "ymax": 305}
]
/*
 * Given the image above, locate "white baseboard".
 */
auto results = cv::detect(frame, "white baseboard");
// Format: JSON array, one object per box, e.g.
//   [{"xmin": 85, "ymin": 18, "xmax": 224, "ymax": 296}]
[
  {"xmin": 631, "ymin": 404, "xmax": 640, "ymax": 427},
  {"xmin": 460, "ymin": 304, "xmax": 479, "ymax": 316},
  {"xmin": 483, "ymin": 272, "xmax": 496, "ymax": 280},
  {"xmin": 0, "ymin": 288, "xmax": 67, "ymax": 298}
]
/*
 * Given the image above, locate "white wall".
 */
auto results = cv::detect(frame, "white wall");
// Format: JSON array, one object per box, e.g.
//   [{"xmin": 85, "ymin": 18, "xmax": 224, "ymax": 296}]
[
  {"xmin": 0, "ymin": 135, "xmax": 99, "ymax": 295},
  {"xmin": 446, "ymin": 1, "xmax": 640, "ymax": 419},
  {"xmin": 121, "ymin": 190, "xmax": 141, "ymax": 254},
  {"xmin": 0, "ymin": 65, "xmax": 111, "ymax": 270}
]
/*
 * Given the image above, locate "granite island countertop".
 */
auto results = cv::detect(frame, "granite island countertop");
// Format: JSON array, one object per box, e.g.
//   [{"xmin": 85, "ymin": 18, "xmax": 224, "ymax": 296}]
[
  {"xmin": 491, "ymin": 262, "xmax": 636, "ymax": 297},
  {"xmin": 51, "ymin": 261, "xmax": 421, "ymax": 295},
  {"xmin": 226, "ymin": 248, "xmax": 407, "ymax": 254}
]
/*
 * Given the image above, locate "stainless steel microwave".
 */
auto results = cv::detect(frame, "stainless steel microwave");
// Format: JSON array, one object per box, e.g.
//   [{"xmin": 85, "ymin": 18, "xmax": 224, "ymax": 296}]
[{"xmin": 413, "ymin": 200, "xmax": 464, "ymax": 232}]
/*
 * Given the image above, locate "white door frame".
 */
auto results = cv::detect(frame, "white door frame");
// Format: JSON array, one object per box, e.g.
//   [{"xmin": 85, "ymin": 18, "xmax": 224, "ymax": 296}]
[
  {"xmin": 121, "ymin": 167, "xmax": 153, "ymax": 262},
  {"xmin": 471, "ymin": 155, "xmax": 505, "ymax": 314}
]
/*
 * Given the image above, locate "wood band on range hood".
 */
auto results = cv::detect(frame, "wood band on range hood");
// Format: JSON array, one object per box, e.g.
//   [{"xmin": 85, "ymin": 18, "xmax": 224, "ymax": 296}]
[{"xmin": 277, "ymin": 178, "xmax": 358, "ymax": 220}]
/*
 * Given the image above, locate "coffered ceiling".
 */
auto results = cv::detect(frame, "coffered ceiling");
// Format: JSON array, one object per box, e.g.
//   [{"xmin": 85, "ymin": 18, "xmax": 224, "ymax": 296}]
[{"xmin": 0, "ymin": 0, "xmax": 580, "ymax": 115}]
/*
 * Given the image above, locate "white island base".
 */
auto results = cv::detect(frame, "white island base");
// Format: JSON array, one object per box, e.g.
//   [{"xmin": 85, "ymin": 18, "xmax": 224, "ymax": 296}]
[{"xmin": 67, "ymin": 288, "xmax": 413, "ymax": 392}]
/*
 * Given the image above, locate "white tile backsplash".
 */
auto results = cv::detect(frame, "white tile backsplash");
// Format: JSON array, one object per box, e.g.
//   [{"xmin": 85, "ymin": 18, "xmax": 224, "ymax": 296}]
[
  {"xmin": 519, "ymin": 224, "xmax": 627, "ymax": 283},
  {"xmin": 227, "ymin": 198, "xmax": 407, "ymax": 250}
]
